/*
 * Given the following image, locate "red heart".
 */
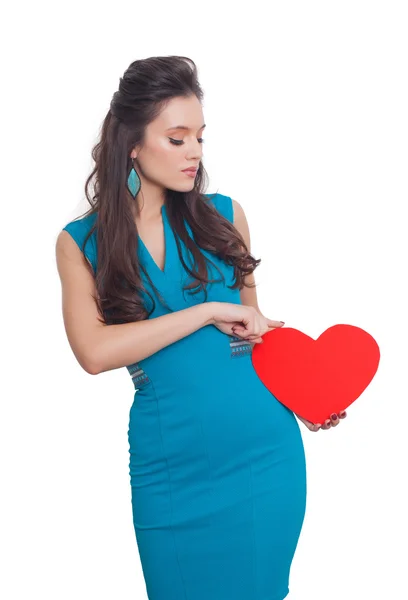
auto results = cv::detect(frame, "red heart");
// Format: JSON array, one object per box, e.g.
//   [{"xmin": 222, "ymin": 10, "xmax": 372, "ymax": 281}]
[{"xmin": 252, "ymin": 324, "xmax": 380, "ymax": 424}]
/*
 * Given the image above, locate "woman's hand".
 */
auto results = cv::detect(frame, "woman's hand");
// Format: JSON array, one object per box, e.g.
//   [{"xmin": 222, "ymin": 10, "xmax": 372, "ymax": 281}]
[
  {"xmin": 210, "ymin": 302, "xmax": 284, "ymax": 343},
  {"xmin": 296, "ymin": 410, "xmax": 348, "ymax": 432}
]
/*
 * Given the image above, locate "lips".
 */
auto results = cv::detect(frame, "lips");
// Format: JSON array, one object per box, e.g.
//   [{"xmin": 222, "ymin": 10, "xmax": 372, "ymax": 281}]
[{"xmin": 182, "ymin": 167, "xmax": 198, "ymax": 173}]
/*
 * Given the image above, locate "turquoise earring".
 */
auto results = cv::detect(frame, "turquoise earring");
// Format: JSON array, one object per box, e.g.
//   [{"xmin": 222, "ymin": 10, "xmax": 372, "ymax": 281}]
[{"xmin": 127, "ymin": 157, "xmax": 141, "ymax": 198}]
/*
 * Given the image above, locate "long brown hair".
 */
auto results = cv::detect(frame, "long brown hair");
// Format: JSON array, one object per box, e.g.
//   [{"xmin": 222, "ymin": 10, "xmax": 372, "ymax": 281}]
[{"xmin": 76, "ymin": 55, "xmax": 261, "ymax": 325}]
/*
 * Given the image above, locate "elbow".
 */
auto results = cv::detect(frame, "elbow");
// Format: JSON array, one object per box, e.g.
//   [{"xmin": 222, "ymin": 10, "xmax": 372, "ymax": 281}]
[
  {"xmin": 81, "ymin": 349, "xmax": 102, "ymax": 376},
  {"xmin": 84, "ymin": 361, "xmax": 101, "ymax": 376}
]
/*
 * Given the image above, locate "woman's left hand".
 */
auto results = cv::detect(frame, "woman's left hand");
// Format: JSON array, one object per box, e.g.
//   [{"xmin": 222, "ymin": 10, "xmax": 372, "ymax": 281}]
[{"xmin": 295, "ymin": 410, "xmax": 348, "ymax": 432}]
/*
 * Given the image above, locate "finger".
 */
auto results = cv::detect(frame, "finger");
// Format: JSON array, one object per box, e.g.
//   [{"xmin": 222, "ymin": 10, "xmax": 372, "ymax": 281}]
[
  {"xmin": 330, "ymin": 413, "xmax": 340, "ymax": 427},
  {"xmin": 296, "ymin": 415, "xmax": 321, "ymax": 432},
  {"xmin": 234, "ymin": 330, "xmax": 261, "ymax": 339},
  {"xmin": 232, "ymin": 325, "xmax": 247, "ymax": 334},
  {"xmin": 245, "ymin": 338, "xmax": 263, "ymax": 343},
  {"xmin": 266, "ymin": 320, "xmax": 285, "ymax": 328},
  {"xmin": 232, "ymin": 327, "xmax": 246, "ymax": 336},
  {"xmin": 321, "ymin": 419, "xmax": 332, "ymax": 430},
  {"xmin": 339, "ymin": 410, "xmax": 347, "ymax": 419},
  {"xmin": 302, "ymin": 420, "xmax": 321, "ymax": 432}
]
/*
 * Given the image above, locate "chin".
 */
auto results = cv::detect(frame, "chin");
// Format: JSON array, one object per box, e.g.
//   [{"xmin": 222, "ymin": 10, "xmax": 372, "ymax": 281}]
[{"xmin": 174, "ymin": 181, "xmax": 196, "ymax": 190}]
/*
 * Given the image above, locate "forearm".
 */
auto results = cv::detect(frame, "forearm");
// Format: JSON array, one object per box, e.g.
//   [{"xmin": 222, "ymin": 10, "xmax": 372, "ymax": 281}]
[{"xmin": 89, "ymin": 302, "xmax": 215, "ymax": 375}]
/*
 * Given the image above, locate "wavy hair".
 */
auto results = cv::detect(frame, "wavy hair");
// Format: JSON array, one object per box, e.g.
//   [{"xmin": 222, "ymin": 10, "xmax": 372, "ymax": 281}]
[{"xmin": 76, "ymin": 55, "xmax": 261, "ymax": 325}]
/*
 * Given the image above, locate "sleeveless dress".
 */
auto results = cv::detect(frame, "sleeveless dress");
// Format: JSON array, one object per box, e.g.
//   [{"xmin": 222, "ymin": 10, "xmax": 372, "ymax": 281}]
[{"xmin": 62, "ymin": 192, "xmax": 307, "ymax": 600}]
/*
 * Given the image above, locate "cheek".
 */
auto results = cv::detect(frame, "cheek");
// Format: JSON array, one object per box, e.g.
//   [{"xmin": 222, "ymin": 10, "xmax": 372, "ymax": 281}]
[
  {"xmin": 151, "ymin": 139, "xmax": 178, "ymax": 164},
  {"xmin": 140, "ymin": 142, "xmax": 181, "ymax": 183},
  {"xmin": 153, "ymin": 142, "xmax": 181, "ymax": 175}
]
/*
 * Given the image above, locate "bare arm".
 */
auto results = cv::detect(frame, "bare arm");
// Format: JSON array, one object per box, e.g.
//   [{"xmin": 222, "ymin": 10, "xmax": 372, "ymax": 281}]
[
  {"xmin": 56, "ymin": 230, "xmax": 215, "ymax": 375},
  {"xmin": 232, "ymin": 199, "xmax": 262, "ymax": 315}
]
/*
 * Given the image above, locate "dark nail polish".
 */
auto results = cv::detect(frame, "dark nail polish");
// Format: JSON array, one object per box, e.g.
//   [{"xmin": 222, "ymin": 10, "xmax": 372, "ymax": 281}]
[{"xmin": 330, "ymin": 413, "xmax": 338, "ymax": 420}]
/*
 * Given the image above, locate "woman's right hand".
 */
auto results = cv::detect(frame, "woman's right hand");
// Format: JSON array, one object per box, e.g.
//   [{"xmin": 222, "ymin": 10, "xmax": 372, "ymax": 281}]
[{"xmin": 209, "ymin": 302, "xmax": 285, "ymax": 344}]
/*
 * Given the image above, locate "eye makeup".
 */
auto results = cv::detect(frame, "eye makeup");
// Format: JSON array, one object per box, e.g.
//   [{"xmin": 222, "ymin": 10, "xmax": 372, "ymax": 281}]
[{"xmin": 168, "ymin": 138, "xmax": 205, "ymax": 146}]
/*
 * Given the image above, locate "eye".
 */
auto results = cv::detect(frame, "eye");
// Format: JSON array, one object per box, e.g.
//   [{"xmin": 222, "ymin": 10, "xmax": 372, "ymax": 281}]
[{"xmin": 168, "ymin": 138, "xmax": 205, "ymax": 145}]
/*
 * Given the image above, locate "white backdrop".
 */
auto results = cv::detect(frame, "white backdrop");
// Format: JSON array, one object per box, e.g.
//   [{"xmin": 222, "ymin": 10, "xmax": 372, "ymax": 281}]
[{"xmin": 2, "ymin": 1, "xmax": 407, "ymax": 598}]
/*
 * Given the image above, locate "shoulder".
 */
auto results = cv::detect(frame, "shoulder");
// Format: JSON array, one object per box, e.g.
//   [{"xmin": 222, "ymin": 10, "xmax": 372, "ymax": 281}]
[
  {"xmin": 213, "ymin": 195, "xmax": 249, "ymax": 244},
  {"xmin": 203, "ymin": 192, "xmax": 247, "ymax": 228},
  {"xmin": 62, "ymin": 212, "xmax": 97, "ymax": 236},
  {"xmin": 203, "ymin": 192, "xmax": 236, "ymax": 224},
  {"xmin": 60, "ymin": 212, "xmax": 98, "ymax": 272},
  {"xmin": 230, "ymin": 198, "xmax": 246, "ymax": 229}
]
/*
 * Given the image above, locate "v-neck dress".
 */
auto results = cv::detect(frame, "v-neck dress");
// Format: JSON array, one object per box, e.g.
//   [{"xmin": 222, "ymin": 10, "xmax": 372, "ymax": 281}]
[{"xmin": 62, "ymin": 192, "xmax": 307, "ymax": 600}]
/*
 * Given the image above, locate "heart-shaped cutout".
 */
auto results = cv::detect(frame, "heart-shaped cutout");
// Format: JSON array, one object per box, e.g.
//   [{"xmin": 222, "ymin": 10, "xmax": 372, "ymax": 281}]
[{"xmin": 252, "ymin": 324, "xmax": 380, "ymax": 424}]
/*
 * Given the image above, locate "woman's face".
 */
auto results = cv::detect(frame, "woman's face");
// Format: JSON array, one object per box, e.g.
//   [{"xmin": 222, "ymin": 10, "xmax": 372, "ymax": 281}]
[{"xmin": 131, "ymin": 94, "xmax": 205, "ymax": 194}]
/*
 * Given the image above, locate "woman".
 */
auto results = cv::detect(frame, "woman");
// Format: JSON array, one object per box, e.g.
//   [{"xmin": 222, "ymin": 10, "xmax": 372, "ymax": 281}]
[{"xmin": 56, "ymin": 55, "xmax": 347, "ymax": 600}]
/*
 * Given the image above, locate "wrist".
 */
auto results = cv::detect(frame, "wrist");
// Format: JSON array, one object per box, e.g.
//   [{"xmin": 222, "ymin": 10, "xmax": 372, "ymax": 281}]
[{"xmin": 201, "ymin": 301, "xmax": 217, "ymax": 326}]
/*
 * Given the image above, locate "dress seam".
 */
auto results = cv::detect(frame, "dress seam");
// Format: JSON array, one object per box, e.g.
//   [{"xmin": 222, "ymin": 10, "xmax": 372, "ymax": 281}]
[
  {"xmin": 197, "ymin": 404, "xmax": 214, "ymax": 528},
  {"xmin": 248, "ymin": 459, "xmax": 259, "ymax": 599},
  {"xmin": 153, "ymin": 380, "xmax": 188, "ymax": 600}
]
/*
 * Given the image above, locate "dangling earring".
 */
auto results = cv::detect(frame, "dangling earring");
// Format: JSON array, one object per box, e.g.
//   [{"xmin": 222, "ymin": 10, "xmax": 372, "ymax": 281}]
[{"xmin": 127, "ymin": 157, "xmax": 141, "ymax": 198}]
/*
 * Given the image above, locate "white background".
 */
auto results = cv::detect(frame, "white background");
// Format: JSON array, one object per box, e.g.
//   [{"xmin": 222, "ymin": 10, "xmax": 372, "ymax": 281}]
[{"xmin": 2, "ymin": 1, "xmax": 407, "ymax": 598}]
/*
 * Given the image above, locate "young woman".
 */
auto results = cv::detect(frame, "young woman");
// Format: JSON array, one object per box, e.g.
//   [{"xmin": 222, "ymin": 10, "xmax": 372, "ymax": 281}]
[{"xmin": 56, "ymin": 55, "xmax": 347, "ymax": 600}]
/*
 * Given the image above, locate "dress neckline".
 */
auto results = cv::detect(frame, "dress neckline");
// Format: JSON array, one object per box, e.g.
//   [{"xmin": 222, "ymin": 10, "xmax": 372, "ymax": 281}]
[{"xmin": 137, "ymin": 204, "xmax": 170, "ymax": 278}]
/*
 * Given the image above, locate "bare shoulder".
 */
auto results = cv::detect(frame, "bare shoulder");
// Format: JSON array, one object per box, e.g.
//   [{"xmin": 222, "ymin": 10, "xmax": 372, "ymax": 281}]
[
  {"xmin": 55, "ymin": 228, "xmax": 94, "ymax": 272},
  {"xmin": 55, "ymin": 229, "xmax": 102, "ymax": 374},
  {"xmin": 229, "ymin": 199, "xmax": 261, "ymax": 312},
  {"xmin": 231, "ymin": 199, "xmax": 250, "ymax": 241}
]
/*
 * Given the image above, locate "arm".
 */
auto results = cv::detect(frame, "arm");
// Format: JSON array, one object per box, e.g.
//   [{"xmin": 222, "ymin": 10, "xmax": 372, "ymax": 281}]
[
  {"xmin": 56, "ymin": 230, "xmax": 215, "ymax": 376},
  {"xmin": 231, "ymin": 199, "xmax": 263, "ymax": 315}
]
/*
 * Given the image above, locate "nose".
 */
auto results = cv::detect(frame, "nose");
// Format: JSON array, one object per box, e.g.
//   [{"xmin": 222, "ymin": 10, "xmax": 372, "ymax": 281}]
[{"xmin": 186, "ymin": 138, "xmax": 203, "ymax": 160}]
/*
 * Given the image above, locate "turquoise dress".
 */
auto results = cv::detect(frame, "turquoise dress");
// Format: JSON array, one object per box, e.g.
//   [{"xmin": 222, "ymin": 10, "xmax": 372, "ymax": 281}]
[{"xmin": 62, "ymin": 192, "xmax": 307, "ymax": 600}]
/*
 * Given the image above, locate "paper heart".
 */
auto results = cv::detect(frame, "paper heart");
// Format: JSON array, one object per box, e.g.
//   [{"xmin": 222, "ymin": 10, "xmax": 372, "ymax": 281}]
[{"xmin": 252, "ymin": 324, "xmax": 380, "ymax": 424}]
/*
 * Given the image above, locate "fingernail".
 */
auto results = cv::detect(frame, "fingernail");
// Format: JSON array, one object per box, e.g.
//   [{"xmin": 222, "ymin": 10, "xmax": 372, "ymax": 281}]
[
  {"xmin": 339, "ymin": 411, "xmax": 346, "ymax": 417},
  {"xmin": 330, "ymin": 413, "xmax": 338, "ymax": 420},
  {"xmin": 325, "ymin": 420, "xmax": 331, "ymax": 427},
  {"xmin": 280, "ymin": 321, "xmax": 285, "ymax": 324}
]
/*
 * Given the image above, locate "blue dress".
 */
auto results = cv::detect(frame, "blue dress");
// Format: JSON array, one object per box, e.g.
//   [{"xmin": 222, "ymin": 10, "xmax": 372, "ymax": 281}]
[{"xmin": 62, "ymin": 192, "xmax": 307, "ymax": 600}]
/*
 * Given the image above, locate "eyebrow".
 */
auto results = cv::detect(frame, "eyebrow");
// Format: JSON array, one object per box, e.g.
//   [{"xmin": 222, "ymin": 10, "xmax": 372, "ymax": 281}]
[{"xmin": 165, "ymin": 124, "xmax": 206, "ymax": 132}]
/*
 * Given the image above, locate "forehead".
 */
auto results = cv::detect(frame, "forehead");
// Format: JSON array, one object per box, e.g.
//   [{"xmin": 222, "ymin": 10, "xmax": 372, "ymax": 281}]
[{"xmin": 152, "ymin": 95, "xmax": 205, "ymax": 131}]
